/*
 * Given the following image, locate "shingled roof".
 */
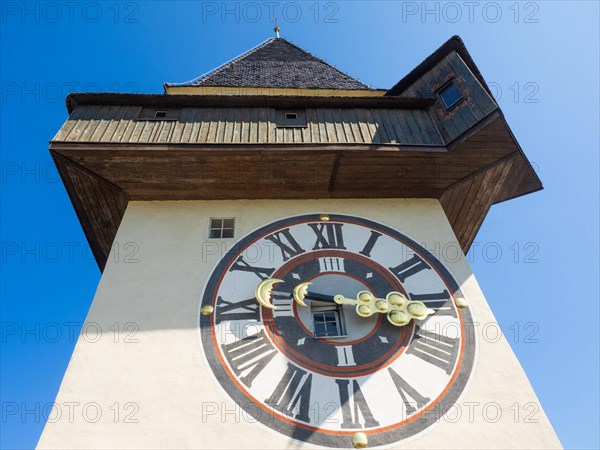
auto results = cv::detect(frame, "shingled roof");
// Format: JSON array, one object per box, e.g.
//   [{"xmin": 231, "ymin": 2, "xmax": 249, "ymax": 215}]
[{"xmin": 168, "ymin": 38, "xmax": 371, "ymax": 90}]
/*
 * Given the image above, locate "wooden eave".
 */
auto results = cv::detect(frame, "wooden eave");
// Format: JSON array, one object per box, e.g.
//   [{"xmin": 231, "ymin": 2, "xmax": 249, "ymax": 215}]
[
  {"xmin": 50, "ymin": 105, "xmax": 541, "ymax": 271},
  {"xmin": 65, "ymin": 93, "xmax": 434, "ymax": 114}
]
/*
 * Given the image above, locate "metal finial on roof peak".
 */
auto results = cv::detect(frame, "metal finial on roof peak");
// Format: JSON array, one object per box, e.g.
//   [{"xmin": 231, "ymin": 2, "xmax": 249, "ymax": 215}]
[{"xmin": 272, "ymin": 18, "xmax": 280, "ymax": 38}]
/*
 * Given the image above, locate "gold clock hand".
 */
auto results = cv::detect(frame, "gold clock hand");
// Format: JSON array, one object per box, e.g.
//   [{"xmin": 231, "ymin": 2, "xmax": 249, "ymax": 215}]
[
  {"xmin": 332, "ymin": 294, "xmax": 360, "ymax": 306},
  {"xmin": 292, "ymin": 282, "xmax": 435, "ymax": 327},
  {"xmin": 255, "ymin": 278, "xmax": 284, "ymax": 309},
  {"xmin": 336, "ymin": 290, "xmax": 436, "ymax": 326},
  {"xmin": 293, "ymin": 283, "xmax": 345, "ymax": 305},
  {"xmin": 292, "ymin": 281, "xmax": 311, "ymax": 307}
]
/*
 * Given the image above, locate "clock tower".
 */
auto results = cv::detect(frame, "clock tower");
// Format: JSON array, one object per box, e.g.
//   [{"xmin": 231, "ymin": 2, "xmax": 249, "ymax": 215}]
[{"xmin": 39, "ymin": 36, "xmax": 561, "ymax": 448}]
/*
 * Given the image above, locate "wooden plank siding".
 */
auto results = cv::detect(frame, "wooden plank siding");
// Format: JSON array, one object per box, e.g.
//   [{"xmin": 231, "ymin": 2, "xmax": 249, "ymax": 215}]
[
  {"xmin": 52, "ymin": 152, "xmax": 128, "ymax": 270},
  {"xmin": 53, "ymin": 106, "xmax": 444, "ymax": 146},
  {"xmin": 439, "ymin": 153, "xmax": 532, "ymax": 252},
  {"xmin": 50, "ymin": 109, "xmax": 541, "ymax": 270},
  {"xmin": 400, "ymin": 51, "xmax": 498, "ymax": 143}
]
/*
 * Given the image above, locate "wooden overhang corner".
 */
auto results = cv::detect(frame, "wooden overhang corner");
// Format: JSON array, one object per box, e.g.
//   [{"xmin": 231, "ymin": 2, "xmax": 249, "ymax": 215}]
[{"xmin": 49, "ymin": 108, "xmax": 541, "ymax": 271}]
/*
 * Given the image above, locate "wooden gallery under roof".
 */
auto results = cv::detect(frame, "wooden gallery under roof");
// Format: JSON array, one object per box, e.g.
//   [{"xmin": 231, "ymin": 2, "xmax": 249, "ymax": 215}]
[{"xmin": 50, "ymin": 36, "xmax": 541, "ymax": 270}]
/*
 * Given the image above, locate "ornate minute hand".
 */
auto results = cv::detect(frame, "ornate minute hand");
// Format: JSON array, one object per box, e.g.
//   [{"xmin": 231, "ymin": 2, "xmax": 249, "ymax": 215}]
[
  {"xmin": 292, "ymin": 281, "xmax": 435, "ymax": 327},
  {"xmin": 256, "ymin": 279, "xmax": 456, "ymax": 327}
]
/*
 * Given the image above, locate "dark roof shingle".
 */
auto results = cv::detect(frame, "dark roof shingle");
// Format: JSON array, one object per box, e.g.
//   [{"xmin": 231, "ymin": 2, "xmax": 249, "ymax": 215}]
[{"xmin": 177, "ymin": 38, "xmax": 371, "ymax": 90}]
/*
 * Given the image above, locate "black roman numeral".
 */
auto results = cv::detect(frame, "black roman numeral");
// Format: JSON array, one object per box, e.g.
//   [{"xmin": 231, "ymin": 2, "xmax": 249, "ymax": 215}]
[
  {"xmin": 308, "ymin": 223, "xmax": 346, "ymax": 250},
  {"xmin": 271, "ymin": 291, "xmax": 295, "ymax": 317},
  {"xmin": 359, "ymin": 230, "xmax": 382, "ymax": 257},
  {"xmin": 335, "ymin": 379, "xmax": 379, "ymax": 428},
  {"xmin": 229, "ymin": 256, "xmax": 275, "ymax": 280},
  {"xmin": 389, "ymin": 254, "xmax": 431, "ymax": 282},
  {"xmin": 265, "ymin": 228, "xmax": 306, "ymax": 261},
  {"xmin": 409, "ymin": 290, "xmax": 456, "ymax": 317},
  {"xmin": 388, "ymin": 368, "xmax": 430, "ymax": 415},
  {"xmin": 265, "ymin": 363, "xmax": 313, "ymax": 423},
  {"xmin": 221, "ymin": 330, "xmax": 276, "ymax": 387},
  {"xmin": 407, "ymin": 326, "xmax": 459, "ymax": 375},
  {"xmin": 215, "ymin": 297, "xmax": 260, "ymax": 324}
]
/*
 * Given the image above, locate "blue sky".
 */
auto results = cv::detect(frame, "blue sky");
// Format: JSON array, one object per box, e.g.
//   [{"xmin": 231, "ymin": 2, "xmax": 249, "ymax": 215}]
[{"xmin": 1, "ymin": 1, "xmax": 598, "ymax": 449}]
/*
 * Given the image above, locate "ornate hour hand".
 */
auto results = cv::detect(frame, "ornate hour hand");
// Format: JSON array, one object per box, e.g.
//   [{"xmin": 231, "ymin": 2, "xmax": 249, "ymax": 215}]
[
  {"xmin": 292, "ymin": 281, "xmax": 436, "ymax": 327},
  {"xmin": 255, "ymin": 279, "xmax": 353, "ymax": 309},
  {"xmin": 292, "ymin": 282, "xmax": 345, "ymax": 306}
]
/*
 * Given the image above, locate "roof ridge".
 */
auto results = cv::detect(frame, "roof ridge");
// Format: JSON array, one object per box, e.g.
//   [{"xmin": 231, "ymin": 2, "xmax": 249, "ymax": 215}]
[{"xmin": 166, "ymin": 38, "xmax": 275, "ymax": 87}]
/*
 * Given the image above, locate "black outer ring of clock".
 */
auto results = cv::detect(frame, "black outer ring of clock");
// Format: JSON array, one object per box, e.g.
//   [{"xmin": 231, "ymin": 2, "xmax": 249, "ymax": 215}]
[{"xmin": 200, "ymin": 214, "xmax": 476, "ymax": 448}]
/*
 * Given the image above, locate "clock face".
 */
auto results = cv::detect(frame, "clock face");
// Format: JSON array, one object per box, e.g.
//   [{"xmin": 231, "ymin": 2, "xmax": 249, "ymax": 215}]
[{"xmin": 199, "ymin": 214, "xmax": 475, "ymax": 447}]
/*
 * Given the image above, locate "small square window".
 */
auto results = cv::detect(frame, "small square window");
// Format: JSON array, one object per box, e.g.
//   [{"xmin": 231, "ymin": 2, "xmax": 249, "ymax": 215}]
[
  {"xmin": 138, "ymin": 108, "xmax": 180, "ymax": 121},
  {"xmin": 311, "ymin": 305, "xmax": 345, "ymax": 338},
  {"xmin": 209, "ymin": 217, "xmax": 235, "ymax": 239},
  {"xmin": 275, "ymin": 109, "xmax": 307, "ymax": 128},
  {"xmin": 439, "ymin": 83, "xmax": 463, "ymax": 109}
]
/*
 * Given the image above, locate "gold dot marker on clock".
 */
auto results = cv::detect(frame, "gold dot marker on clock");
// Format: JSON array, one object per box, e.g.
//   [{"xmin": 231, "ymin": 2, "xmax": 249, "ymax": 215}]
[
  {"xmin": 200, "ymin": 305, "xmax": 214, "ymax": 316},
  {"xmin": 352, "ymin": 432, "xmax": 368, "ymax": 448}
]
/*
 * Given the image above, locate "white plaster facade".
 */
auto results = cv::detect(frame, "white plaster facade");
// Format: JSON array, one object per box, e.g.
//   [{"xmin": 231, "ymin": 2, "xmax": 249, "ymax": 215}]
[{"xmin": 37, "ymin": 199, "xmax": 561, "ymax": 449}]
